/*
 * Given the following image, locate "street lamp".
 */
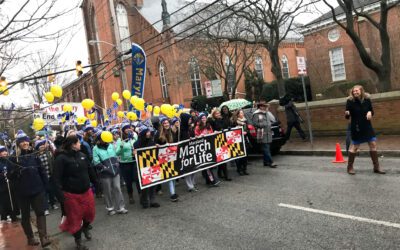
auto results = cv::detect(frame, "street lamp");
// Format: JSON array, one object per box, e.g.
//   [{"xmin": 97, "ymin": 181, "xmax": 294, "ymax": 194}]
[{"xmin": 88, "ymin": 40, "xmax": 116, "ymax": 47}]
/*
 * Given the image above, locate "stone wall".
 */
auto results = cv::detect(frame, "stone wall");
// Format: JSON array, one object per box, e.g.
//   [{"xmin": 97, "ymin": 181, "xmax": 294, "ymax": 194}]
[{"xmin": 269, "ymin": 91, "xmax": 400, "ymax": 136}]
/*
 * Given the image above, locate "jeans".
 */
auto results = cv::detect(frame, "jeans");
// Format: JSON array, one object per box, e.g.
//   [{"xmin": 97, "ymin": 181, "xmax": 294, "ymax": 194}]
[
  {"xmin": 168, "ymin": 180, "xmax": 176, "ymax": 195},
  {"xmin": 263, "ymin": 143, "xmax": 273, "ymax": 164},
  {"xmin": 185, "ymin": 173, "xmax": 196, "ymax": 190}
]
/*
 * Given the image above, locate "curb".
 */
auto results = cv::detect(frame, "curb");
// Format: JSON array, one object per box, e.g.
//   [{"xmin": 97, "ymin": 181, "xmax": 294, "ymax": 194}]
[{"xmin": 278, "ymin": 150, "xmax": 400, "ymax": 158}]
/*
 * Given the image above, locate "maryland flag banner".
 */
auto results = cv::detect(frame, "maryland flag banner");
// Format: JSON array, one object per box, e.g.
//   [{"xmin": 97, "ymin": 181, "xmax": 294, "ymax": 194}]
[{"xmin": 135, "ymin": 127, "xmax": 247, "ymax": 189}]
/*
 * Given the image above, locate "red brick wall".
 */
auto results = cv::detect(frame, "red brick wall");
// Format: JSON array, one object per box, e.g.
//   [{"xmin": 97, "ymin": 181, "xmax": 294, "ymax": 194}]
[
  {"xmin": 304, "ymin": 6, "xmax": 400, "ymax": 98},
  {"xmin": 269, "ymin": 91, "xmax": 400, "ymax": 136}
]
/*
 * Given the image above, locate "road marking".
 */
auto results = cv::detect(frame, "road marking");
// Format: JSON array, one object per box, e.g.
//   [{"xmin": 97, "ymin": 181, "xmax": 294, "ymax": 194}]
[{"xmin": 278, "ymin": 203, "xmax": 400, "ymax": 229}]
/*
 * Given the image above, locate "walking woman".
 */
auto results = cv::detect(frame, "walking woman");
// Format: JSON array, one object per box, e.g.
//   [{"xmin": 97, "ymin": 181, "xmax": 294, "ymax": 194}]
[
  {"xmin": 134, "ymin": 126, "xmax": 160, "ymax": 209},
  {"xmin": 9, "ymin": 130, "xmax": 51, "ymax": 247},
  {"xmin": 345, "ymin": 85, "xmax": 385, "ymax": 175},
  {"xmin": 231, "ymin": 110, "xmax": 249, "ymax": 175},
  {"xmin": 92, "ymin": 131, "xmax": 128, "ymax": 215},
  {"xmin": 116, "ymin": 123, "xmax": 140, "ymax": 204},
  {"xmin": 53, "ymin": 135, "xmax": 96, "ymax": 250},
  {"xmin": 155, "ymin": 117, "xmax": 179, "ymax": 202},
  {"xmin": 195, "ymin": 113, "xmax": 220, "ymax": 187}
]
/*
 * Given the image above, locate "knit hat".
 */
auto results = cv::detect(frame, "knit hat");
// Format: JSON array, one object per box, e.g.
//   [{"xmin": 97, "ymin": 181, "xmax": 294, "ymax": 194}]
[
  {"xmin": 76, "ymin": 130, "xmax": 84, "ymax": 140},
  {"xmin": 34, "ymin": 139, "xmax": 47, "ymax": 150},
  {"xmin": 16, "ymin": 130, "xmax": 30, "ymax": 145},
  {"xmin": 138, "ymin": 125, "xmax": 154, "ymax": 137},
  {"xmin": 83, "ymin": 125, "xmax": 94, "ymax": 132},
  {"xmin": 0, "ymin": 145, "xmax": 7, "ymax": 153},
  {"xmin": 121, "ymin": 123, "xmax": 131, "ymax": 132},
  {"xmin": 159, "ymin": 116, "xmax": 169, "ymax": 125},
  {"xmin": 198, "ymin": 112, "xmax": 207, "ymax": 120},
  {"xmin": 111, "ymin": 129, "xmax": 119, "ymax": 135},
  {"xmin": 94, "ymin": 130, "xmax": 102, "ymax": 140},
  {"xmin": 171, "ymin": 117, "xmax": 179, "ymax": 125}
]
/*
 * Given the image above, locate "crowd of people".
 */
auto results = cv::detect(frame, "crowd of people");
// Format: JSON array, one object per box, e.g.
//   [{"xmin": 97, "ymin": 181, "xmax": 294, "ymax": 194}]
[
  {"xmin": 0, "ymin": 85, "xmax": 383, "ymax": 250},
  {"xmin": 0, "ymin": 101, "xmax": 278, "ymax": 250}
]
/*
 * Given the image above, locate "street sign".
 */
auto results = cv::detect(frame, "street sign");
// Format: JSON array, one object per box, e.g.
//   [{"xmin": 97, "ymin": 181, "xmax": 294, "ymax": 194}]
[
  {"xmin": 296, "ymin": 56, "xmax": 307, "ymax": 75},
  {"xmin": 204, "ymin": 79, "xmax": 222, "ymax": 98},
  {"xmin": 32, "ymin": 102, "xmax": 84, "ymax": 126}
]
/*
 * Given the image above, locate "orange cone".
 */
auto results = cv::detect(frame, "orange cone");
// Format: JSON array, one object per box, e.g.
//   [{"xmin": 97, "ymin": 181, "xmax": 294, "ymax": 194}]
[{"xmin": 332, "ymin": 143, "xmax": 346, "ymax": 163}]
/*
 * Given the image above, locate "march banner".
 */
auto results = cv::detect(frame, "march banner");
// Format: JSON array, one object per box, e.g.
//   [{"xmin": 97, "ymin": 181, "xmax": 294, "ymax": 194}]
[
  {"xmin": 135, "ymin": 127, "xmax": 247, "ymax": 189},
  {"xmin": 131, "ymin": 43, "xmax": 146, "ymax": 98}
]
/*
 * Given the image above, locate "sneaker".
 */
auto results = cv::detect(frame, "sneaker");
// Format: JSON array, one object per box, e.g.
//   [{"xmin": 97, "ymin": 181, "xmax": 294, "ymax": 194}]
[
  {"xmin": 170, "ymin": 194, "xmax": 179, "ymax": 202},
  {"xmin": 44, "ymin": 210, "xmax": 50, "ymax": 216},
  {"xmin": 108, "ymin": 210, "xmax": 116, "ymax": 216},
  {"xmin": 156, "ymin": 190, "xmax": 163, "ymax": 195},
  {"xmin": 51, "ymin": 204, "xmax": 59, "ymax": 210},
  {"xmin": 150, "ymin": 203, "xmax": 160, "ymax": 208},
  {"xmin": 211, "ymin": 180, "xmax": 221, "ymax": 187},
  {"xmin": 116, "ymin": 208, "xmax": 128, "ymax": 214}
]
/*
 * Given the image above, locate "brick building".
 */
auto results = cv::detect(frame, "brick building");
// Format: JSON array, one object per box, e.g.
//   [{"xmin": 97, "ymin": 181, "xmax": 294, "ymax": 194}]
[
  {"xmin": 303, "ymin": 0, "xmax": 400, "ymax": 97},
  {"xmin": 75, "ymin": 0, "xmax": 305, "ymax": 109}
]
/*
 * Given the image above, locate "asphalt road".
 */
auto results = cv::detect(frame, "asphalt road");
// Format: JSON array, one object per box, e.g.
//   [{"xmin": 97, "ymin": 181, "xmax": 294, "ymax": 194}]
[{"xmin": 47, "ymin": 155, "xmax": 400, "ymax": 250}]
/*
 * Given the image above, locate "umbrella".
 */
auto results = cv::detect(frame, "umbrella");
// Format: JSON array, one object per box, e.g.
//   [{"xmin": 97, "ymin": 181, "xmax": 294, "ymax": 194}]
[{"xmin": 219, "ymin": 99, "xmax": 252, "ymax": 111}]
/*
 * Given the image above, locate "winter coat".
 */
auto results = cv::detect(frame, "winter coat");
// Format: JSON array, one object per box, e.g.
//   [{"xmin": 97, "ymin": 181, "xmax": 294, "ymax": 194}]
[
  {"xmin": 208, "ymin": 118, "xmax": 225, "ymax": 132},
  {"xmin": 284, "ymin": 101, "xmax": 302, "ymax": 123},
  {"xmin": 0, "ymin": 158, "xmax": 13, "ymax": 193},
  {"xmin": 251, "ymin": 109, "xmax": 272, "ymax": 144},
  {"xmin": 115, "ymin": 138, "xmax": 137, "ymax": 163},
  {"xmin": 92, "ymin": 144, "xmax": 119, "ymax": 178},
  {"xmin": 346, "ymin": 95, "xmax": 375, "ymax": 141},
  {"xmin": 9, "ymin": 150, "xmax": 48, "ymax": 197},
  {"xmin": 194, "ymin": 126, "xmax": 213, "ymax": 136},
  {"xmin": 53, "ymin": 150, "xmax": 96, "ymax": 201}
]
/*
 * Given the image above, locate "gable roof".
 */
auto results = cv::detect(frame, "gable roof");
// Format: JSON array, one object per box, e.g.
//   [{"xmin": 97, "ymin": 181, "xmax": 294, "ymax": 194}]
[{"xmin": 306, "ymin": 0, "xmax": 380, "ymax": 26}]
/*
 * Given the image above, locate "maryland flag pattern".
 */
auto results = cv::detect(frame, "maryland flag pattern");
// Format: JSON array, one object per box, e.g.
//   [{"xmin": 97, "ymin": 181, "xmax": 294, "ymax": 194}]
[
  {"xmin": 138, "ymin": 149, "xmax": 159, "ymax": 168},
  {"xmin": 214, "ymin": 131, "xmax": 244, "ymax": 162},
  {"xmin": 138, "ymin": 149, "xmax": 178, "ymax": 181},
  {"xmin": 160, "ymin": 162, "xmax": 178, "ymax": 179}
]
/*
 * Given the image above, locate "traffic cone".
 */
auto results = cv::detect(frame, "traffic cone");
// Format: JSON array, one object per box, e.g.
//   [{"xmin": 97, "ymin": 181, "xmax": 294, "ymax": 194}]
[{"xmin": 332, "ymin": 143, "xmax": 346, "ymax": 163}]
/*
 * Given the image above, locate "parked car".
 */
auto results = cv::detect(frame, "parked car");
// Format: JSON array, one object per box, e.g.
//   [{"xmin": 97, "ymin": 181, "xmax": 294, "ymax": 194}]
[{"xmin": 242, "ymin": 108, "xmax": 286, "ymax": 155}]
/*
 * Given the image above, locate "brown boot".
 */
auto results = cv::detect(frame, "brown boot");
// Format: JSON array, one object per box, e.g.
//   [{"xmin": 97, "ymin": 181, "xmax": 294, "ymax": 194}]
[
  {"xmin": 370, "ymin": 151, "xmax": 385, "ymax": 174},
  {"xmin": 347, "ymin": 152, "xmax": 356, "ymax": 175},
  {"xmin": 36, "ymin": 215, "xmax": 52, "ymax": 247}
]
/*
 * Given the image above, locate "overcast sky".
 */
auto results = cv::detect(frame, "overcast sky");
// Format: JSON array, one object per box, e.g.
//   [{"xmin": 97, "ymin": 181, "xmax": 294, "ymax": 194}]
[{"xmin": 0, "ymin": 0, "xmax": 332, "ymax": 108}]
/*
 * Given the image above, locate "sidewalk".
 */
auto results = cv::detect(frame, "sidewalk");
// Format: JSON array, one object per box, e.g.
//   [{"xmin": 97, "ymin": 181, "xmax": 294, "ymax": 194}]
[
  {"xmin": 0, "ymin": 222, "xmax": 38, "ymax": 250},
  {"xmin": 280, "ymin": 135, "xmax": 400, "ymax": 157}
]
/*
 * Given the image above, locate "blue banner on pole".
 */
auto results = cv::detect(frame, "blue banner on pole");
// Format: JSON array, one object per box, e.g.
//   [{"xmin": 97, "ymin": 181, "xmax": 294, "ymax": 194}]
[{"xmin": 131, "ymin": 43, "xmax": 146, "ymax": 98}]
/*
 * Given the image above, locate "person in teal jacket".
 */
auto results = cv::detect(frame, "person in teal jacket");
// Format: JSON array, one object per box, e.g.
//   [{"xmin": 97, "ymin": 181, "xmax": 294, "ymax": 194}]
[
  {"xmin": 92, "ymin": 131, "xmax": 127, "ymax": 216},
  {"xmin": 115, "ymin": 123, "xmax": 140, "ymax": 204}
]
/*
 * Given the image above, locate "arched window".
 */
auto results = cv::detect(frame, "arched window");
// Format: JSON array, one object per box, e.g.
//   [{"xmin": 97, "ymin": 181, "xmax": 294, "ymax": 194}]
[
  {"xmin": 255, "ymin": 56, "xmax": 264, "ymax": 79},
  {"xmin": 159, "ymin": 62, "xmax": 169, "ymax": 98},
  {"xmin": 281, "ymin": 55, "xmax": 290, "ymax": 79},
  {"xmin": 189, "ymin": 58, "xmax": 202, "ymax": 97},
  {"xmin": 116, "ymin": 4, "xmax": 131, "ymax": 53}
]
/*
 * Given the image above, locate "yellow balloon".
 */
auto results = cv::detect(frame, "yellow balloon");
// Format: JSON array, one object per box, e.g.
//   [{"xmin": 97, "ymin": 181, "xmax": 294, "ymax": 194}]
[
  {"xmin": 134, "ymin": 98, "xmax": 145, "ymax": 111},
  {"xmin": 146, "ymin": 105, "xmax": 153, "ymax": 112},
  {"xmin": 90, "ymin": 120, "xmax": 98, "ymax": 127},
  {"xmin": 81, "ymin": 99, "xmax": 94, "ymax": 110},
  {"xmin": 86, "ymin": 112, "xmax": 95, "ymax": 120},
  {"xmin": 63, "ymin": 104, "xmax": 72, "ymax": 112},
  {"xmin": 122, "ymin": 90, "xmax": 131, "ymax": 100},
  {"xmin": 111, "ymin": 92, "xmax": 119, "ymax": 101},
  {"xmin": 0, "ymin": 86, "xmax": 9, "ymax": 96},
  {"xmin": 117, "ymin": 111, "xmax": 125, "ymax": 118},
  {"xmin": 101, "ymin": 131, "xmax": 113, "ymax": 143},
  {"xmin": 130, "ymin": 95, "xmax": 138, "ymax": 106},
  {"xmin": 116, "ymin": 98, "xmax": 123, "ymax": 106},
  {"xmin": 160, "ymin": 104, "xmax": 171, "ymax": 115},
  {"xmin": 44, "ymin": 92, "xmax": 54, "ymax": 103},
  {"xmin": 50, "ymin": 85, "xmax": 63, "ymax": 98},
  {"xmin": 153, "ymin": 106, "xmax": 160, "ymax": 116},
  {"xmin": 33, "ymin": 118, "xmax": 45, "ymax": 131},
  {"xmin": 126, "ymin": 111, "xmax": 137, "ymax": 121},
  {"xmin": 76, "ymin": 116, "xmax": 87, "ymax": 125}
]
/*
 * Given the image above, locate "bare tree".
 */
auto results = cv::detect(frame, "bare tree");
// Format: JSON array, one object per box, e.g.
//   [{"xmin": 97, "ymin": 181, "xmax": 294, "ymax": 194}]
[
  {"xmin": 184, "ymin": 1, "xmax": 262, "ymax": 99},
  {"xmin": 322, "ymin": 0, "xmax": 400, "ymax": 92},
  {"xmin": 0, "ymin": 0, "xmax": 79, "ymax": 81}
]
